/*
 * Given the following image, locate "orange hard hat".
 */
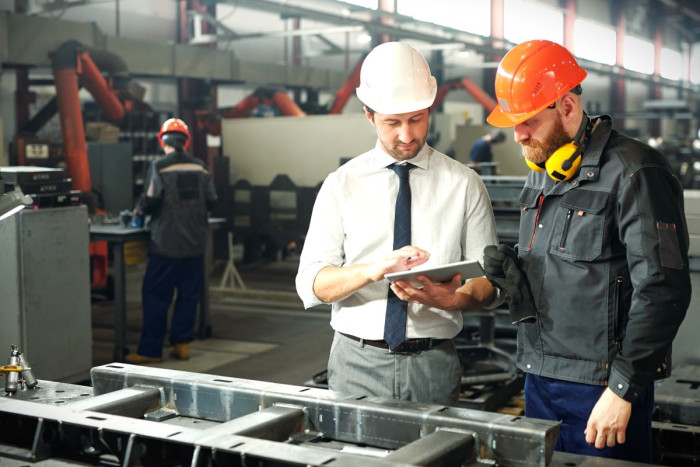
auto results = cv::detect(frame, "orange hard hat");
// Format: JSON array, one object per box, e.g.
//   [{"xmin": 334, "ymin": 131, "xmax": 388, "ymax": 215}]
[
  {"xmin": 487, "ymin": 40, "xmax": 587, "ymax": 127},
  {"xmin": 158, "ymin": 118, "xmax": 191, "ymax": 149}
]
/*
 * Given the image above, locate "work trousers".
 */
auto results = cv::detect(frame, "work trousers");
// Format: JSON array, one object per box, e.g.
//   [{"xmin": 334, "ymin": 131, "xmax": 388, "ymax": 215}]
[
  {"xmin": 138, "ymin": 253, "xmax": 204, "ymax": 358},
  {"xmin": 525, "ymin": 373, "xmax": 654, "ymax": 463},
  {"xmin": 327, "ymin": 332, "xmax": 462, "ymax": 406}
]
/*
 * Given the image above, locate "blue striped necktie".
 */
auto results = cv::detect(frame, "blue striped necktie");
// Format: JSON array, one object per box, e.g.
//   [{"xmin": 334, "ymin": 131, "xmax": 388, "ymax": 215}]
[{"xmin": 384, "ymin": 162, "xmax": 414, "ymax": 350}]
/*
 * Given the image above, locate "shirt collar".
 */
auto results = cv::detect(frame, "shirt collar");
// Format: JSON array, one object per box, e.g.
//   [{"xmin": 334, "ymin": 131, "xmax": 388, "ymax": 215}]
[{"xmin": 370, "ymin": 140, "xmax": 432, "ymax": 171}]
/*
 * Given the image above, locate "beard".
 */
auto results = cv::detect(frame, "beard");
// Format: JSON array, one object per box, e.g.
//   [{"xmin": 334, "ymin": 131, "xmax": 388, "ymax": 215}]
[
  {"xmin": 380, "ymin": 137, "xmax": 425, "ymax": 161},
  {"xmin": 522, "ymin": 116, "xmax": 573, "ymax": 165}
]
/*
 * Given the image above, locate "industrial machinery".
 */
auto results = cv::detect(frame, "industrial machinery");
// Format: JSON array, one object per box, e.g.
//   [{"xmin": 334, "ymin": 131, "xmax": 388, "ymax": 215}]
[
  {"xmin": 195, "ymin": 52, "xmax": 497, "ymax": 137},
  {"xmin": 0, "ymin": 363, "xmax": 560, "ymax": 466},
  {"xmin": 14, "ymin": 40, "xmax": 142, "ymax": 194},
  {"xmin": 2, "ymin": 362, "xmax": 696, "ymax": 466}
]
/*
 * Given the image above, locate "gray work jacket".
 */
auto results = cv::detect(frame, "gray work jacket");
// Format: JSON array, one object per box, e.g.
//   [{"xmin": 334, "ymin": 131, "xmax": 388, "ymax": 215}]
[
  {"xmin": 516, "ymin": 115, "xmax": 691, "ymax": 402},
  {"xmin": 137, "ymin": 150, "xmax": 218, "ymax": 258}
]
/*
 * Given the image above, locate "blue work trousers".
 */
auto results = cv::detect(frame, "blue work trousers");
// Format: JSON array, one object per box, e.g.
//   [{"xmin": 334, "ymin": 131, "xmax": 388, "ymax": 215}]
[
  {"xmin": 525, "ymin": 373, "xmax": 654, "ymax": 463},
  {"xmin": 137, "ymin": 253, "xmax": 204, "ymax": 358}
]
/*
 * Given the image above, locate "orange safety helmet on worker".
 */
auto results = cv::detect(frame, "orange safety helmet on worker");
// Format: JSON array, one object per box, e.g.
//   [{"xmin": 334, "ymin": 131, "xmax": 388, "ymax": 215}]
[
  {"xmin": 487, "ymin": 40, "xmax": 587, "ymax": 128},
  {"xmin": 158, "ymin": 118, "xmax": 191, "ymax": 150},
  {"xmin": 355, "ymin": 42, "xmax": 437, "ymax": 115}
]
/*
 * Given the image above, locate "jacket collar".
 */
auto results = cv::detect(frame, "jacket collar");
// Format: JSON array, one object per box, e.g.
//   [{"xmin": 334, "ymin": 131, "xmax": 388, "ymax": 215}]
[
  {"xmin": 527, "ymin": 115, "xmax": 613, "ymax": 193},
  {"xmin": 580, "ymin": 115, "xmax": 612, "ymax": 170}
]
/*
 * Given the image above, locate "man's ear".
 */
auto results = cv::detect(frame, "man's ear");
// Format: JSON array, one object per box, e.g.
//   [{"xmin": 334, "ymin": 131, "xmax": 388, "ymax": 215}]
[
  {"xmin": 559, "ymin": 93, "xmax": 578, "ymax": 119},
  {"xmin": 363, "ymin": 106, "xmax": 375, "ymax": 125}
]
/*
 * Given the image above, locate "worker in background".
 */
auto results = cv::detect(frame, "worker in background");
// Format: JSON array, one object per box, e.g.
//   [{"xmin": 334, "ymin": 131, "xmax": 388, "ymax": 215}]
[
  {"xmin": 482, "ymin": 40, "xmax": 690, "ymax": 462},
  {"xmin": 125, "ymin": 118, "xmax": 218, "ymax": 364},
  {"xmin": 469, "ymin": 130, "xmax": 505, "ymax": 174},
  {"xmin": 295, "ymin": 42, "xmax": 500, "ymax": 406}
]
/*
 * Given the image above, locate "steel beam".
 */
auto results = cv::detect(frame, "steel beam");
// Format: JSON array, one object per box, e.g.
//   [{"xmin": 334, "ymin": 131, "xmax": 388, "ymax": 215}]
[
  {"xmin": 384, "ymin": 429, "xmax": 476, "ymax": 466},
  {"xmin": 89, "ymin": 363, "xmax": 558, "ymax": 466},
  {"xmin": 64, "ymin": 386, "xmax": 162, "ymax": 418},
  {"xmin": 0, "ymin": 12, "xmax": 350, "ymax": 90}
]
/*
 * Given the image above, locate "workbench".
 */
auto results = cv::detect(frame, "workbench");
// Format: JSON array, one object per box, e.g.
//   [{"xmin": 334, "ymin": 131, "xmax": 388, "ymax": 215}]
[{"xmin": 89, "ymin": 218, "xmax": 224, "ymax": 362}]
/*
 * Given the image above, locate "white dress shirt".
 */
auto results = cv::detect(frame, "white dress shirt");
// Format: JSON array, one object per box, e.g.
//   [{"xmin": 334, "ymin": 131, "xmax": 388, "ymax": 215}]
[{"xmin": 295, "ymin": 142, "xmax": 498, "ymax": 339}]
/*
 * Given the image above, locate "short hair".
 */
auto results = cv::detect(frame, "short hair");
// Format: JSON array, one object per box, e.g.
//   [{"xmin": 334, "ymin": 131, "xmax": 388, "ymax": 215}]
[
  {"xmin": 161, "ymin": 132, "xmax": 187, "ymax": 150},
  {"xmin": 489, "ymin": 131, "xmax": 506, "ymax": 144}
]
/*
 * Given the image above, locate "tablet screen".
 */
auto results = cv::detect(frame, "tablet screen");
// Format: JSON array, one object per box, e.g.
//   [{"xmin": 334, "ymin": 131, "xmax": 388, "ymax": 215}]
[{"xmin": 384, "ymin": 260, "xmax": 485, "ymax": 289}]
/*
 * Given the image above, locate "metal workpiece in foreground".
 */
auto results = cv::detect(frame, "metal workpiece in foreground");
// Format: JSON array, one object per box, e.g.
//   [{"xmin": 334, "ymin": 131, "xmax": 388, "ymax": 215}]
[{"xmin": 0, "ymin": 363, "xmax": 559, "ymax": 466}]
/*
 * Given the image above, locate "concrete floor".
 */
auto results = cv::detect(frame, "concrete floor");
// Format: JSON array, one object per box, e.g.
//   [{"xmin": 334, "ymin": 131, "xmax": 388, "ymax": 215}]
[{"xmin": 90, "ymin": 255, "xmax": 334, "ymax": 387}]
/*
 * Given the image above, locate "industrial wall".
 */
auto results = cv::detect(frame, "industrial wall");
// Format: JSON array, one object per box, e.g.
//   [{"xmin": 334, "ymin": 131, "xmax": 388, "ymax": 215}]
[{"xmin": 222, "ymin": 113, "xmax": 376, "ymax": 187}]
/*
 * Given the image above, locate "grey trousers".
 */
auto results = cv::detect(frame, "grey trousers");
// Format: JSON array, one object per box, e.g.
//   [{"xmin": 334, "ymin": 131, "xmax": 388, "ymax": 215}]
[{"xmin": 327, "ymin": 331, "xmax": 462, "ymax": 406}]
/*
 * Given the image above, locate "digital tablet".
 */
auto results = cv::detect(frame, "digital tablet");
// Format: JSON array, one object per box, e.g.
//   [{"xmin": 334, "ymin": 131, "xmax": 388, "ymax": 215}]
[{"xmin": 384, "ymin": 260, "xmax": 485, "ymax": 289}]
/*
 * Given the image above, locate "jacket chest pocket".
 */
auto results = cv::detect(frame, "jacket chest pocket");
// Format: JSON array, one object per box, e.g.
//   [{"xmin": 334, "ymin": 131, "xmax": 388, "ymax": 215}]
[
  {"xmin": 517, "ymin": 187, "xmax": 542, "ymax": 253},
  {"xmin": 550, "ymin": 190, "xmax": 608, "ymax": 261}
]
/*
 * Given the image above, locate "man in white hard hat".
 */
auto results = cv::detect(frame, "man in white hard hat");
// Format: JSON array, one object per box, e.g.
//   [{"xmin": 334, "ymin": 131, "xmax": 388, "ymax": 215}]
[{"xmin": 296, "ymin": 42, "xmax": 500, "ymax": 406}]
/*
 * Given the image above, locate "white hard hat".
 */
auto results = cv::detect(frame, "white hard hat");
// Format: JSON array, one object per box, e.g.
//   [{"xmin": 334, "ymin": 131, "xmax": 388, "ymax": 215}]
[{"xmin": 356, "ymin": 42, "xmax": 437, "ymax": 115}]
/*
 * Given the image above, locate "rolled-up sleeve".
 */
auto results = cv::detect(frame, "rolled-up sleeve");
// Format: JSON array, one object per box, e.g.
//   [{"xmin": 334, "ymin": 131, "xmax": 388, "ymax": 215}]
[{"xmin": 295, "ymin": 175, "xmax": 345, "ymax": 309}]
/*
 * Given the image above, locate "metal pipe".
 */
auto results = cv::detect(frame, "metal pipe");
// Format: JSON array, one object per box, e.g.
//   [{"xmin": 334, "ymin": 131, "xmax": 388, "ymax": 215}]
[{"xmin": 53, "ymin": 67, "xmax": 91, "ymax": 192}]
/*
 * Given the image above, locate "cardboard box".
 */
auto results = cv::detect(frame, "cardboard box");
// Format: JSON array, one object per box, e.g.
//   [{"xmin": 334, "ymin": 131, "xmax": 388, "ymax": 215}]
[
  {"xmin": 124, "ymin": 240, "xmax": 148, "ymax": 266},
  {"xmin": 85, "ymin": 122, "xmax": 120, "ymax": 143}
]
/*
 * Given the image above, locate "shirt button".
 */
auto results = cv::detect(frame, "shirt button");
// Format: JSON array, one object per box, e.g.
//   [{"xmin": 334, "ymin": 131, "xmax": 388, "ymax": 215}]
[
  {"xmin": 618, "ymin": 383, "xmax": 624, "ymax": 390},
  {"xmin": 587, "ymin": 171, "xmax": 595, "ymax": 178},
  {"xmin": 526, "ymin": 364, "xmax": 532, "ymax": 369},
  {"xmin": 538, "ymin": 224, "xmax": 543, "ymax": 228}
]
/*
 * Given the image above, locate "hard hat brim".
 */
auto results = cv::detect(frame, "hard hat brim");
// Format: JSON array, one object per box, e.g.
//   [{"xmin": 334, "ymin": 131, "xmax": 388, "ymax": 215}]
[
  {"xmin": 356, "ymin": 88, "xmax": 437, "ymax": 116},
  {"xmin": 487, "ymin": 104, "xmax": 543, "ymax": 128}
]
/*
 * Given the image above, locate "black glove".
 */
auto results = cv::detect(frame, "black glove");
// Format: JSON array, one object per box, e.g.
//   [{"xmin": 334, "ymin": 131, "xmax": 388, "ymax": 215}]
[
  {"xmin": 483, "ymin": 244, "xmax": 537, "ymax": 324},
  {"xmin": 483, "ymin": 244, "xmax": 519, "ymax": 279}
]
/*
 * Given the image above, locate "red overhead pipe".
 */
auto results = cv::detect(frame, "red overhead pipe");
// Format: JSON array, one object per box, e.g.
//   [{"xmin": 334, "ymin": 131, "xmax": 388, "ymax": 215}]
[
  {"xmin": 52, "ymin": 40, "xmax": 127, "ymax": 192},
  {"xmin": 78, "ymin": 51, "xmax": 125, "ymax": 121},
  {"xmin": 53, "ymin": 67, "xmax": 91, "ymax": 192},
  {"xmin": 430, "ymin": 78, "xmax": 497, "ymax": 114},
  {"xmin": 271, "ymin": 91, "xmax": 305, "ymax": 117},
  {"xmin": 328, "ymin": 53, "xmax": 366, "ymax": 115}
]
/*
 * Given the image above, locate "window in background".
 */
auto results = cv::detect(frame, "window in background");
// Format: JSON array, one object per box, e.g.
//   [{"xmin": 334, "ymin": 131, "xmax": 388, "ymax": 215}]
[
  {"xmin": 342, "ymin": 0, "xmax": 377, "ymax": 9},
  {"xmin": 398, "ymin": 0, "xmax": 491, "ymax": 37},
  {"xmin": 691, "ymin": 44, "xmax": 700, "ymax": 84},
  {"xmin": 574, "ymin": 18, "xmax": 616, "ymax": 66},
  {"xmin": 504, "ymin": 0, "xmax": 563, "ymax": 45},
  {"xmin": 623, "ymin": 36, "xmax": 654, "ymax": 74},
  {"xmin": 660, "ymin": 47, "xmax": 683, "ymax": 81}
]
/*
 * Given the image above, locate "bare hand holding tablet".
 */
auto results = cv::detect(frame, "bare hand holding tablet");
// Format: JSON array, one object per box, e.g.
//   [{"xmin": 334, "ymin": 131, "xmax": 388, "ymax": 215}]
[{"xmin": 384, "ymin": 259, "xmax": 485, "ymax": 289}]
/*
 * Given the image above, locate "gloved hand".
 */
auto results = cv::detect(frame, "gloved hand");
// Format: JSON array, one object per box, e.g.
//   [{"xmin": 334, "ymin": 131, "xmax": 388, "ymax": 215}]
[
  {"xmin": 483, "ymin": 244, "xmax": 519, "ymax": 279},
  {"xmin": 483, "ymin": 244, "xmax": 537, "ymax": 324}
]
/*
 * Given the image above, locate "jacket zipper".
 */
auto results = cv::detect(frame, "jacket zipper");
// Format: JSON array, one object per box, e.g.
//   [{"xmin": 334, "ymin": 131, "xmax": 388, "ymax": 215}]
[
  {"xmin": 527, "ymin": 195, "xmax": 545, "ymax": 252},
  {"xmin": 614, "ymin": 276, "xmax": 624, "ymax": 351},
  {"xmin": 559, "ymin": 209, "xmax": 574, "ymax": 251}
]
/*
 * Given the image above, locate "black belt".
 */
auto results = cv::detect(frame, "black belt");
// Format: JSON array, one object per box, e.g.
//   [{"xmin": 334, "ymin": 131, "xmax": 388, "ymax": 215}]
[{"xmin": 340, "ymin": 332, "xmax": 448, "ymax": 353}]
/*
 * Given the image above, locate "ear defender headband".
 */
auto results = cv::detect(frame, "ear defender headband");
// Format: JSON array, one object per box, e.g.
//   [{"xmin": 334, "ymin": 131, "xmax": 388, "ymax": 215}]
[
  {"xmin": 527, "ymin": 114, "xmax": 590, "ymax": 181},
  {"xmin": 546, "ymin": 115, "xmax": 590, "ymax": 181}
]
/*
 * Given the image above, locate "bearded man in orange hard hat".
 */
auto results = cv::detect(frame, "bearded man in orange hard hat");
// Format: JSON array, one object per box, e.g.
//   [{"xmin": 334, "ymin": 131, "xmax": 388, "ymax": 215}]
[{"xmin": 482, "ymin": 40, "xmax": 690, "ymax": 462}]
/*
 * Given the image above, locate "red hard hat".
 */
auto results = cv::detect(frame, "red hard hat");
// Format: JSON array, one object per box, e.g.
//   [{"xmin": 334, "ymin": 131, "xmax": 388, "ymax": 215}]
[
  {"xmin": 158, "ymin": 118, "xmax": 191, "ymax": 149},
  {"xmin": 487, "ymin": 40, "xmax": 587, "ymax": 127}
]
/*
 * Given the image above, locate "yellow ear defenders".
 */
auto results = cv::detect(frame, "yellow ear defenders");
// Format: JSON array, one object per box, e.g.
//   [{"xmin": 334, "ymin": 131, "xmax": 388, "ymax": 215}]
[{"xmin": 526, "ymin": 114, "xmax": 590, "ymax": 181}]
